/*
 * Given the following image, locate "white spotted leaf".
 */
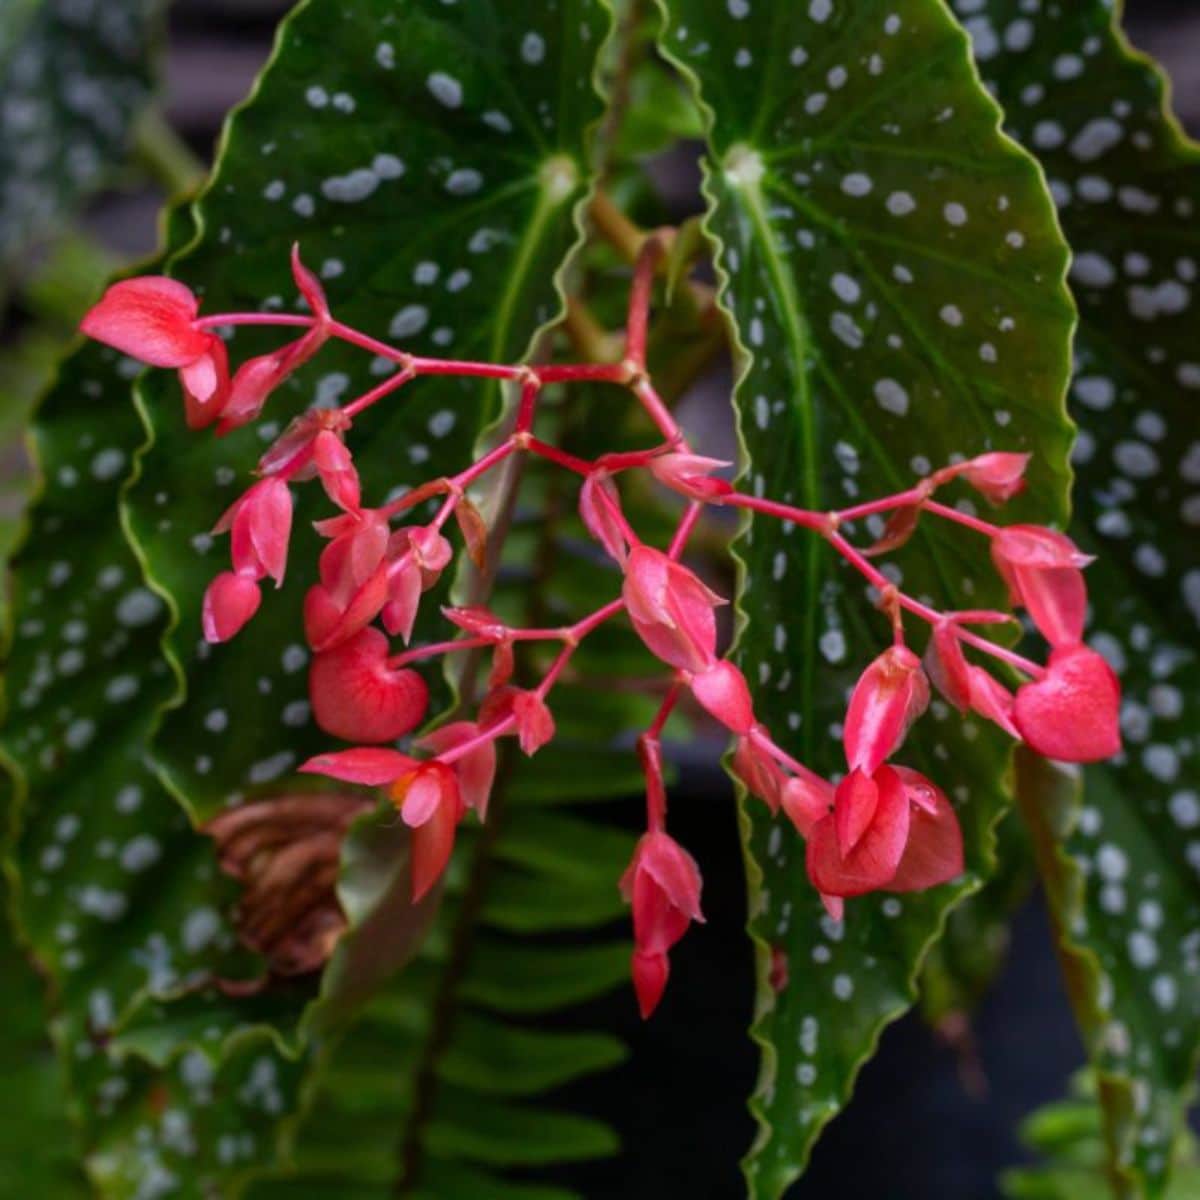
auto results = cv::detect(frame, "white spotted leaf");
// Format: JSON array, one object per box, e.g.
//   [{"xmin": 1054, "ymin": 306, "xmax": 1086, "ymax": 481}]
[
  {"xmin": 962, "ymin": 3, "xmax": 1200, "ymax": 1194},
  {"xmin": 657, "ymin": 1, "xmax": 1076, "ymax": 1194}
]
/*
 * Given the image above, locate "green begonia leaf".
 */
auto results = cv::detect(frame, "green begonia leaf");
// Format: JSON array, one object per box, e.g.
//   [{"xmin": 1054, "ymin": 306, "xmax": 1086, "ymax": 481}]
[
  {"xmin": 963, "ymin": 3, "xmax": 1200, "ymax": 1193},
  {"xmin": 656, "ymin": 1, "xmax": 1075, "ymax": 1193}
]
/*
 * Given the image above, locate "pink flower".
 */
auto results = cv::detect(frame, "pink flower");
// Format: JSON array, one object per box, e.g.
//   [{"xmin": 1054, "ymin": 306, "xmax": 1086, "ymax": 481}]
[
  {"xmin": 308, "ymin": 626, "xmax": 429, "ymax": 743},
  {"xmin": 647, "ymin": 452, "xmax": 733, "ymax": 502},
  {"xmin": 300, "ymin": 748, "xmax": 459, "ymax": 900},
  {"xmin": 689, "ymin": 660, "xmax": 755, "ymax": 734},
  {"xmin": 259, "ymin": 408, "xmax": 352, "ymax": 478},
  {"xmin": 843, "ymin": 645, "xmax": 929, "ymax": 776},
  {"xmin": 216, "ymin": 246, "xmax": 332, "ymax": 434},
  {"xmin": 80, "ymin": 276, "xmax": 230, "ymax": 428},
  {"xmin": 806, "ymin": 765, "xmax": 963, "ymax": 898},
  {"xmin": 1013, "ymin": 644, "xmax": 1121, "ymax": 762},
  {"xmin": 619, "ymin": 831, "xmax": 704, "ymax": 1018},
  {"xmin": 955, "ymin": 452, "xmax": 1030, "ymax": 505},
  {"xmin": 991, "ymin": 525, "xmax": 1092, "ymax": 648},
  {"xmin": 213, "ymin": 478, "xmax": 293, "ymax": 586},
  {"xmin": 622, "ymin": 544, "xmax": 724, "ymax": 673},
  {"xmin": 417, "ymin": 722, "xmax": 497, "ymax": 820},
  {"xmin": 202, "ymin": 571, "xmax": 261, "ymax": 643}
]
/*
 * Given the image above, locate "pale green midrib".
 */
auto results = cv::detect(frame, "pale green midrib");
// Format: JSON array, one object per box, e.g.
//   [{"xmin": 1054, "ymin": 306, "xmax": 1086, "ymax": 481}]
[{"xmin": 737, "ymin": 179, "xmax": 821, "ymax": 764}]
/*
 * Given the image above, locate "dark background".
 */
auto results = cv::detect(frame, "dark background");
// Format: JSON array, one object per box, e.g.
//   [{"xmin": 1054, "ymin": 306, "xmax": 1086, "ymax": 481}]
[{"xmin": 89, "ymin": 3, "xmax": 1200, "ymax": 1198}]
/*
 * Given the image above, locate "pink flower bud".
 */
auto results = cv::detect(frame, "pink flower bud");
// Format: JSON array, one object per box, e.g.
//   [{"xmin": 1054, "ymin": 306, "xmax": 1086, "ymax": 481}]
[
  {"xmin": 259, "ymin": 409, "xmax": 351, "ymax": 478},
  {"xmin": 647, "ymin": 452, "xmax": 733, "ymax": 502},
  {"xmin": 511, "ymin": 690, "xmax": 555, "ymax": 756},
  {"xmin": 843, "ymin": 645, "xmax": 929, "ymax": 775},
  {"xmin": 622, "ymin": 545, "xmax": 724, "ymax": 673},
  {"xmin": 732, "ymin": 734, "xmax": 786, "ymax": 813},
  {"xmin": 689, "ymin": 660, "xmax": 755, "ymax": 734},
  {"xmin": 957, "ymin": 452, "xmax": 1030, "ymax": 505},
  {"xmin": 991, "ymin": 525, "xmax": 1092, "ymax": 648},
  {"xmin": 214, "ymin": 478, "xmax": 293, "ymax": 586},
  {"xmin": 308, "ymin": 627, "xmax": 429, "ymax": 743},
  {"xmin": 924, "ymin": 621, "xmax": 1020, "ymax": 739},
  {"xmin": 806, "ymin": 765, "xmax": 911, "ymax": 898},
  {"xmin": 579, "ymin": 472, "xmax": 629, "ymax": 563},
  {"xmin": 619, "ymin": 830, "xmax": 704, "ymax": 1017},
  {"xmin": 202, "ymin": 571, "xmax": 261, "ymax": 642},
  {"xmin": 80, "ymin": 276, "xmax": 211, "ymax": 367},
  {"xmin": 780, "ymin": 772, "xmax": 834, "ymax": 839},
  {"xmin": 1013, "ymin": 644, "xmax": 1121, "ymax": 763},
  {"xmin": 312, "ymin": 430, "xmax": 361, "ymax": 512}
]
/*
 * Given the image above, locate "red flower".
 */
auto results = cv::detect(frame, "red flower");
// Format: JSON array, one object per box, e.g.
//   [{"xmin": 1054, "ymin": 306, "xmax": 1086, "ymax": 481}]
[
  {"xmin": 647, "ymin": 452, "xmax": 733, "ymax": 502},
  {"xmin": 213, "ymin": 477, "xmax": 293, "ymax": 587},
  {"xmin": 620, "ymin": 831, "xmax": 704, "ymax": 1017},
  {"xmin": 202, "ymin": 571, "xmax": 261, "ymax": 643},
  {"xmin": 304, "ymin": 510, "xmax": 390, "ymax": 651},
  {"xmin": 417, "ymin": 722, "xmax": 497, "ymax": 820},
  {"xmin": 991, "ymin": 525, "xmax": 1092, "ymax": 648},
  {"xmin": 924, "ymin": 619, "xmax": 1020, "ymax": 739}
]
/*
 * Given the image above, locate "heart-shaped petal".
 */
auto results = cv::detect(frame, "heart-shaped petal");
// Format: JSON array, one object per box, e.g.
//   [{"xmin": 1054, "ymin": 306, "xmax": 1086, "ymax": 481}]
[
  {"xmin": 1013, "ymin": 644, "xmax": 1121, "ymax": 763},
  {"xmin": 309, "ymin": 627, "xmax": 429, "ymax": 743},
  {"xmin": 886, "ymin": 767, "xmax": 964, "ymax": 892}
]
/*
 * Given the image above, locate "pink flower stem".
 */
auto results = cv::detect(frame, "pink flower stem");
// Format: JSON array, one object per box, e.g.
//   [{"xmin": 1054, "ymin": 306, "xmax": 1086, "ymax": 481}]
[
  {"xmin": 717, "ymin": 491, "xmax": 833, "ymax": 534},
  {"xmin": 668, "ymin": 502, "xmax": 702, "ymax": 560},
  {"xmin": 410, "ymin": 356, "xmax": 526, "ymax": 381},
  {"xmin": 388, "ymin": 637, "xmax": 493, "ymax": 668},
  {"xmin": 339, "ymin": 368, "xmax": 415, "ymax": 419},
  {"xmin": 195, "ymin": 313, "xmax": 315, "ymax": 331},
  {"xmin": 835, "ymin": 487, "xmax": 925, "ymax": 524},
  {"xmin": 632, "ymin": 378, "xmax": 686, "ymax": 446},
  {"xmin": 625, "ymin": 236, "xmax": 666, "ymax": 369},
  {"xmin": 828, "ymin": 532, "xmax": 1042, "ymax": 678},
  {"xmin": 638, "ymin": 680, "xmax": 681, "ymax": 833},
  {"xmin": 537, "ymin": 362, "xmax": 632, "ymax": 384},
  {"xmin": 514, "ymin": 376, "xmax": 541, "ymax": 434},
  {"xmin": 922, "ymin": 499, "xmax": 1002, "ymax": 538},
  {"xmin": 522, "ymin": 436, "xmax": 594, "ymax": 476},
  {"xmin": 748, "ymin": 725, "xmax": 829, "ymax": 791}
]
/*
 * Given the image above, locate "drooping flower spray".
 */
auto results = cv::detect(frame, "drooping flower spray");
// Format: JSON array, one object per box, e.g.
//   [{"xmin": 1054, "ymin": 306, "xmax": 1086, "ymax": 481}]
[{"xmin": 81, "ymin": 236, "xmax": 1121, "ymax": 1017}]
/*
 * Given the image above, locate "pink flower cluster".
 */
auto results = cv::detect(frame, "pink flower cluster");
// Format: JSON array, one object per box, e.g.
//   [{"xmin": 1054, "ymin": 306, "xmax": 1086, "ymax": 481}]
[{"xmin": 81, "ymin": 241, "xmax": 1121, "ymax": 1018}]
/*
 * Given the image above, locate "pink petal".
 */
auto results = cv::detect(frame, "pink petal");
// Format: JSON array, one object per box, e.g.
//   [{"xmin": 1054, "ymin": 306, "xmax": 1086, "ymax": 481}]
[
  {"xmin": 512, "ymin": 691, "xmax": 555, "ymax": 756},
  {"xmin": 843, "ymin": 645, "xmax": 929, "ymax": 774},
  {"xmin": 80, "ymin": 277, "xmax": 210, "ymax": 367},
  {"xmin": 248, "ymin": 479, "xmax": 293, "ymax": 586},
  {"xmin": 291, "ymin": 243, "xmax": 330, "ymax": 320},
  {"xmin": 299, "ymin": 747, "xmax": 416, "ymax": 785},
  {"xmin": 631, "ymin": 949, "xmax": 670, "ymax": 1019},
  {"xmin": 887, "ymin": 767, "xmax": 964, "ymax": 892},
  {"xmin": 781, "ymin": 772, "xmax": 834, "ymax": 838},
  {"xmin": 834, "ymin": 767, "xmax": 879, "ymax": 856},
  {"xmin": 580, "ymin": 472, "xmax": 629, "ymax": 563},
  {"xmin": 638, "ymin": 832, "xmax": 704, "ymax": 923},
  {"xmin": 308, "ymin": 627, "xmax": 429, "ymax": 743},
  {"xmin": 1013, "ymin": 644, "xmax": 1121, "ymax": 762},
  {"xmin": 806, "ymin": 765, "xmax": 911, "ymax": 897},
  {"xmin": 400, "ymin": 771, "xmax": 443, "ymax": 827},
  {"xmin": 411, "ymin": 791, "xmax": 458, "ymax": 902},
  {"xmin": 689, "ymin": 661, "xmax": 755, "ymax": 734},
  {"xmin": 381, "ymin": 559, "xmax": 424, "ymax": 644}
]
